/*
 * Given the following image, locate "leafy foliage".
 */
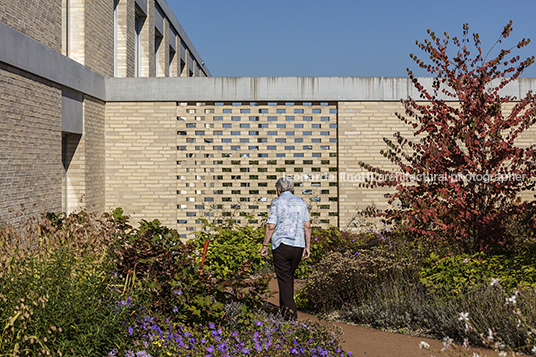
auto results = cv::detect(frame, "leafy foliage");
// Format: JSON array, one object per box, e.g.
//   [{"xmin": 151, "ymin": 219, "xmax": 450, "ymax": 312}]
[
  {"xmin": 297, "ymin": 248, "xmax": 413, "ymax": 312},
  {"xmin": 116, "ymin": 314, "xmax": 350, "ymax": 357},
  {"xmin": 109, "ymin": 212, "xmax": 272, "ymax": 327},
  {"xmin": 359, "ymin": 22, "xmax": 536, "ymax": 252},
  {"xmin": 193, "ymin": 217, "xmax": 267, "ymax": 278},
  {"xmin": 420, "ymin": 250, "xmax": 536, "ymax": 293},
  {"xmin": 340, "ymin": 278, "xmax": 536, "ymax": 351},
  {"xmin": 0, "ymin": 210, "xmax": 130, "ymax": 356}
]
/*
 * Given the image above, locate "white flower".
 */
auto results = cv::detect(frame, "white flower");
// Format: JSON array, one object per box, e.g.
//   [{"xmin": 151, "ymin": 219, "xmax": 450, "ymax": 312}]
[
  {"xmin": 506, "ymin": 295, "xmax": 517, "ymax": 305},
  {"xmin": 459, "ymin": 312, "xmax": 469, "ymax": 322},
  {"xmin": 472, "ymin": 353, "xmax": 481, "ymax": 357},
  {"xmin": 442, "ymin": 336, "xmax": 453, "ymax": 351},
  {"xmin": 463, "ymin": 338, "xmax": 469, "ymax": 348},
  {"xmin": 419, "ymin": 341, "xmax": 430, "ymax": 349},
  {"xmin": 490, "ymin": 278, "xmax": 500, "ymax": 286},
  {"xmin": 487, "ymin": 328, "xmax": 494, "ymax": 342},
  {"xmin": 531, "ymin": 345, "xmax": 536, "ymax": 354},
  {"xmin": 498, "ymin": 352, "xmax": 507, "ymax": 357}
]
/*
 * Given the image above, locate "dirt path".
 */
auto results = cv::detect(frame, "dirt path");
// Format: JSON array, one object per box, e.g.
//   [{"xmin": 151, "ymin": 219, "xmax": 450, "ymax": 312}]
[{"xmin": 266, "ymin": 279, "xmax": 500, "ymax": 356}]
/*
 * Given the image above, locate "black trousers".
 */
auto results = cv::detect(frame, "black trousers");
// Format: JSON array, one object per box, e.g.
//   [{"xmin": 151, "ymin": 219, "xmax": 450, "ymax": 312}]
[{"xmin": 272, "ymin": 243, "xmax": 304, "ymax": 320}]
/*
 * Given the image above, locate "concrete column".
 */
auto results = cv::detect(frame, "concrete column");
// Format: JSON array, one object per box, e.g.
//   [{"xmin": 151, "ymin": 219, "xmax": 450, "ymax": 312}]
[
  {"xmin": 68, "ymin": 0, "xmax": 86, "ymax": 65},
  {"xmin": 157, "ymin": 17, "xmax": 169, "ymax": 77},
  {"xmin": 140, "ymin": 0, "xmax": 155, "ymax": 77},
  {"xmin": 169, "ymin": 37, "xmax": 179, "ymax": 77},
  {"xmin": 182, "ymin": 47, "xmax": 191, "ymax": 77},
  {"xmin": 116, "ymin": 0, "xmax": 136, "ymax": 77}
]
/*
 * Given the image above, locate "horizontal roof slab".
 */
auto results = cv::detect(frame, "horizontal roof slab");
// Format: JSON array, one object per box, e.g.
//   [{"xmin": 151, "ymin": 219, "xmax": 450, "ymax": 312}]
[{"xmin": 105, "ymin": 76, "xmax": 536, "ymax": 102}]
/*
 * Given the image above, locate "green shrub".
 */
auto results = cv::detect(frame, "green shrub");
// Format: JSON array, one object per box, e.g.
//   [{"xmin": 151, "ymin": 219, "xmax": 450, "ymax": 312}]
[
  {"xmin": 340, "ymin": 279, "xmax": 536, "ymax": 352},
  {"xmin": 420, "ymin": 250, "xmax": 536, "ymax": 293},
  {"xmin": 193, "ymin": 223, "xmax": 267, "ymax": 278},
  {"xmin": 111, "ymin": 213, "xmax": 272, "ymax": 327},
  {"xmin": 0, "ymin": 211, "xmax": 129, "ymax": 357},
  {"xmin": 297, "ymin": 248, "xmax": 413, "ymax": 312},
  {"xmin": 295, "ymin": 226, "xmax": 369, "ymax": 279}
]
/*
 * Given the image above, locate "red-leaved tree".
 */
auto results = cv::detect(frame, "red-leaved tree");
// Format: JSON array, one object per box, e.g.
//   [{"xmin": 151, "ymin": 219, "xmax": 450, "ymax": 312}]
[{"xmin": 359, "ymin": 22, "xmax": 536, "ymax": 252}]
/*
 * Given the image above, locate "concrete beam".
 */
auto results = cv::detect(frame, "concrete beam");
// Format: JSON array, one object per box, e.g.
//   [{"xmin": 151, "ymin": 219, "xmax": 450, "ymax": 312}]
[
  {"xmin": 0, "ymin": 22, "xmax": 106, "ymax": 101},
  {"xmin": 105, "ymin": 76, "xmax": 536, "ymax": 102}
]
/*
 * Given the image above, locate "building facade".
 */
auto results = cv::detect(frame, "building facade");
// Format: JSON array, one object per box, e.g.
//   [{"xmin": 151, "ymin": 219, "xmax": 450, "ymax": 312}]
[{"xmin": 1, "ymin": 0, "xmax": 535, "ymax": 237}]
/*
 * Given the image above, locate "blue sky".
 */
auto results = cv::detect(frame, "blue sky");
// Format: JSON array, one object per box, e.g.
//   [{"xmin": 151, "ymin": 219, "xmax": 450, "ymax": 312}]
[{"xmin": 167, "ymin": 0, "xmax": 536, "ymax": 78}]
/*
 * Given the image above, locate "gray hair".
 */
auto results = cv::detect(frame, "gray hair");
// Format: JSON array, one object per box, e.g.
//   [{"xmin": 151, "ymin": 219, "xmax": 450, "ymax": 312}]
[{"xmin": 276, "ymin": 176, "xmax": 294, "ymax": 193}]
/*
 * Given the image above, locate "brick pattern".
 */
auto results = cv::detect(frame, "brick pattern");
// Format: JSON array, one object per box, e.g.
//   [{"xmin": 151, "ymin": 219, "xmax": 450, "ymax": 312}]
[
  {"xmin": 338, "ymin": 101, "xmax": 407, "ymax": 230},
  {"xmin": 115, "ymin": 0, "xmax": 136, "ymax": 77},
  {"xmin": 64, "ymin": 132, "xmax": 85, "ymax": 213},
  {"xmin": 140, "ymin": 0, "xmax": 155, "ymax": 77},
  {"xmin": 337, "ymin": 101, "xmax": 536, "ymax": 230},
  {"xmin": 84, "ymin": 96, "xmax": 106, "ymax": 213},
  {"xmin": 0, "ymin": 63, "xmax": 62, "ymax": 225},
  {"xmin": 66, "ymin": 0, "xmax": 114, "ymax": 77},
  {"xmin": 105, "ymin": 102, "xmax": 178, "ymax": 227},
  {"xmin": 68, "ymin": 0, "xmax": 85, "ymax": 64},
  {"xmin": 176, "ymin": 102, "xmax": 338, "ymax": 238},
  {"xmin": 85, "ymin": 0, "xmax": 114, "ymax": 77},
  {"xmin": 0, "ymin": 0, "xmax": 62, "ymax": 53}
]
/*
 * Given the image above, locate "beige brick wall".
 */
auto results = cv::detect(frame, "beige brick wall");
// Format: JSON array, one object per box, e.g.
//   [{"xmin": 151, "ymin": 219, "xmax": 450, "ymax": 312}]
[
  {"xmin": 140, "ymin": 0, "xmax": 156, "ymax": 77},
  {"xmin": 0, "ymin": 0, "xmax": 62, "ymax": 52},
  {"xmin": 105, "ymin": 102, "xmax": 178, "ymax": 227},
  {"xmin": 67, "ymin": 0, "xmax": 85, "ymax": 64},
  {"xmin": 61, "ymin": 97, "xmax": 106, "ymax": 216},
  {"xmin": 116, "ymin": 0, "xmax": 136, "ymax": 77},
  {"xmin": 338, "ymin": 100, "xmax": 536, "ymax": 230},
  {"xmin": 337, "ymin": 101, "xmax": 408, "ymax": 230},
  {"xmin": 64, "ymin": 132, "xmax": 85, "ymax": 213},
  {"xmin": 176, "ymin": 102, "xmax": 338, "ymax": 237},
  {"xmin": 85, "ymin": 0, "xmax": 114, "ymax": 77},
  {"xmin": 67, "ymin": 0, "xmax": 114, "ymax": 77},
  {"xmin": 0, "ymin": 63, "xmax": 63, "ymax": 225},
  {"xmin": 84, "ymin": 96, "xmax": 106, "ymax": 213}
]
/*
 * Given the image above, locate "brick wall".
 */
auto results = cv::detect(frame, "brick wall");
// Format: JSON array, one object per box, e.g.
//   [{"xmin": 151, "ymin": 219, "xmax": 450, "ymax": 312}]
[
  {"xmin": 0, "ymin": 63, "xmax": 62, "ymax": 225},
  {"xmin": 64, "ymin": 132, "xmax": 85, "ymax": 213},
  {"xmin": 85, "ymin": 0, "xmax": 114, "ymax": 77},
  {"xmin": 0, "ymin": 0, "xmax": 62, "ymax": 52},
  {"xmin": 116, "ymin": 0, "xmax": 136, "ymax": 77},
  {"xmin": 140, "ymin": 0, "xmax": 155, "ymax": 77},
  {"xmin": 337, "ymin": 100, "xmax": 536, "ymax": 230},
  {"xmin": 105, "ymin": 102, "xmax": 178, "ymax": 227},
  {"xmin": 175, "ymin": 102, "xmax": 338, "ymax": 237},
  {"xmin": 337, "ymin": 101, "xmax": 408, "ymax": 230},
  {"xmin": 67, "ymin": 0, "xmax": 114, "ymax": 77},
  {"xmin": 84, "ymin": 96, "xmax": 106, "ymax": 213}
]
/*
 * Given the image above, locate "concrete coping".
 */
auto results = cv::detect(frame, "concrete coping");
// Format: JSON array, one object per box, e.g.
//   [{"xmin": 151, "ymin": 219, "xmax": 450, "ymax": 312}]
[{"xmin": 105, "ymin": 76, "xmax": 536, "ymax": 102}]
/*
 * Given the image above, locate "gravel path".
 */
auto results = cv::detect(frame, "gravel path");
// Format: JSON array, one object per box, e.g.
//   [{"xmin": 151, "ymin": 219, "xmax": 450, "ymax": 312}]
[{"xmin": 266, "ymin": 279, "xmax": 500, "ymax": 356}]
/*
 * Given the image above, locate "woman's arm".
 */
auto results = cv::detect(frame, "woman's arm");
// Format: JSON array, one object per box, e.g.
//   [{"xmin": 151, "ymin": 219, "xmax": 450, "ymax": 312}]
[{"xmin": 260, "ymin": 223, "xmax": 276, "ymax": 257}]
